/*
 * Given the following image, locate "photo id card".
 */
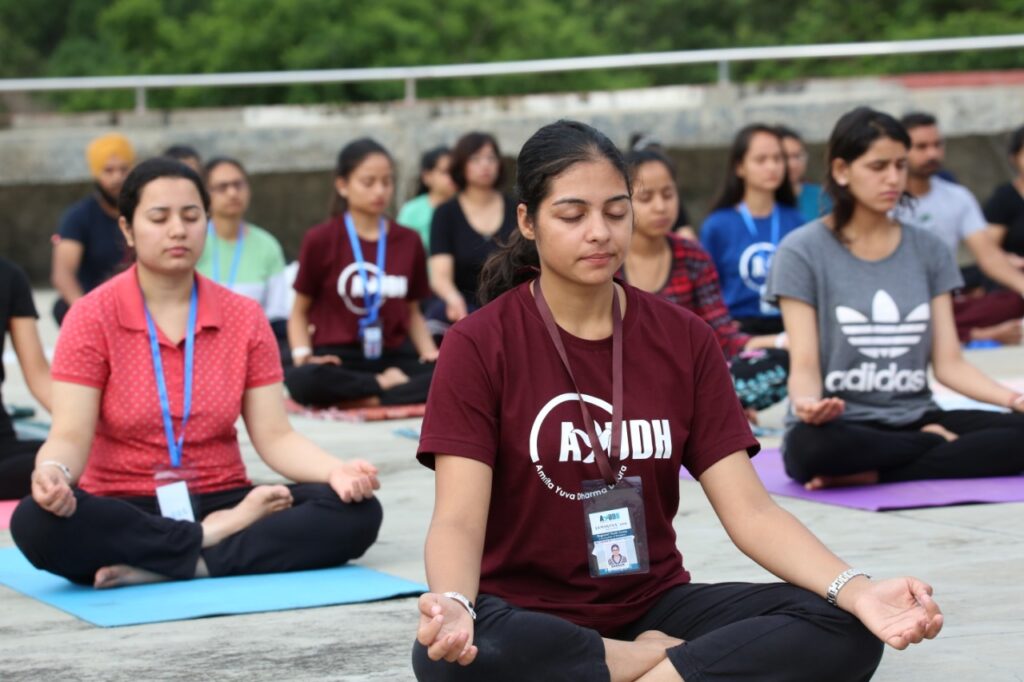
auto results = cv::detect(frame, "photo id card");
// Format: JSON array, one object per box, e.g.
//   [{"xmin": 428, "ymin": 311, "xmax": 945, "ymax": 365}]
[
  {"xmin": 156, "ymin": 480, "xmax": 196, "ymax": 522},
  {"xmin": 581, "ymin": 476, "xmax": 649, "ymax": 578},
  {"xmin": 362, "ymin": 322, "xmax": 383, "ymax": 360}
]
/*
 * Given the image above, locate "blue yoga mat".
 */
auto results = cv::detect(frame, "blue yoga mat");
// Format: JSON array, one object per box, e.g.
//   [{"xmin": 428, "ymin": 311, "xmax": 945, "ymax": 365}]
[{"xmin": 0, "ymin": 547, "xmax": 424, "ymax": 627}]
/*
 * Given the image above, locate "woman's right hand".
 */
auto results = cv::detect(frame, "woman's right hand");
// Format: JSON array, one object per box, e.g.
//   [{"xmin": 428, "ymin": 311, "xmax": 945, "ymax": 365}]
[
  {"xmin": 445, "ymin": 294, "xmax": 469, "ymax": 323},
  {"xmin": 417, "ymin": 592, "xmax": 478, "ymax": 665},
  {"xmin": 31, "ymin": 466, "xmax": 76, "ymax": 518},
  {"xmin": 793, "ymin": 396, "xmax": 845, "ymax": 425}
]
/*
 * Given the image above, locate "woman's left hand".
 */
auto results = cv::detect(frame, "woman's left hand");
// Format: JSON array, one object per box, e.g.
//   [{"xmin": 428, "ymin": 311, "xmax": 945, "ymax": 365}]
[
  {"xmin": 328, "ymin": 460, "xmax": 381, "ymax": 503},
  {"xmin": 848, "ymin": 577, "xmax": 943, "ymax": 649},
  {"xmin": 420, "ymin": 348, "xmax": 440, "ymax": 363}
]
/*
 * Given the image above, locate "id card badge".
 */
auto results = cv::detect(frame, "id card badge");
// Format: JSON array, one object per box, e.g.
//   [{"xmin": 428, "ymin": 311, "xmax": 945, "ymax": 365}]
[
  {"xmin": 362, "ymin": 321, "xmax": 383, "ymax": 360},
  {"xmin": 582, "ymin": 476, "xmax": 650, "ymax": 578},
  {"xmin": 154, "ymin": 467, "xmax": 197, "ymax": 522}
]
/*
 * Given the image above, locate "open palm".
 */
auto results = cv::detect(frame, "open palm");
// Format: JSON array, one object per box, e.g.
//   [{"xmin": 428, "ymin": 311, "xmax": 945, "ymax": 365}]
[{"xmin": 854, "ymin": 577, "xmax": 943, "ymax": 649}]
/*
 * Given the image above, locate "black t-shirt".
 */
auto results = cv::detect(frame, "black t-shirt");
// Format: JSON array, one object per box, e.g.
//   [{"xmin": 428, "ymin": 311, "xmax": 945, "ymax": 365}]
[
  {"xmin": 430, "ymin": 194, "xmax": 517, "ymax": 307},
  {"xmin": 984, "ymin": 183, "xmax": 1024, "ymax": 256},
  {"xmin": 57, "ymin": 194, "xmax": 127, "ymax": 294},
  {"xmin": 0, "ymin": 258, "xmax": 38, "ymax": 438}
]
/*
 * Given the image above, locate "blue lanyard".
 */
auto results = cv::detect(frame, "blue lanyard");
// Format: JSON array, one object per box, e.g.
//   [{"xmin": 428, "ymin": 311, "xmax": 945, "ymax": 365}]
[
  {"xmin": 207, "ymin": 221, "xmax": 246, "ymax": 288},
  {"xmin": 143, "ymin": 284, "xmax": 198, "ymax": 469},
  {"xmin": 737, "ymin": 203, "xmax": 780, "ymax": 246},
  {"xmin": 343, "ymin": 213, "xmax": 388, "ymax": 328}
]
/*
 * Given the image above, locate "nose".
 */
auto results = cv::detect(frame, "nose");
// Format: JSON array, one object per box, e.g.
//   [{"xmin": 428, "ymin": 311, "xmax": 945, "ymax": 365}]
[{"xmin": 584, "ymin": 213, "xmax": 613, "ymax": 243}]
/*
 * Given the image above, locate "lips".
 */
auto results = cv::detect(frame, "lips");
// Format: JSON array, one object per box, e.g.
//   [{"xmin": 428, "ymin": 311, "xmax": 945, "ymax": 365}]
[
  {"xmin": 581, "ymin": 253, "xmax": 614, "ymax": 264},
  {"xmin": 166, "ymin": 247, "xmax": 190, "ymax": 257}
]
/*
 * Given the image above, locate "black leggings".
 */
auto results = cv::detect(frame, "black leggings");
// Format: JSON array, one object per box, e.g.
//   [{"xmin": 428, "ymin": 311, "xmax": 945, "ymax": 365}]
[
  {"xmin": 729, "ymin": 348, "xmax": 789, "ymax": 411},
  {"xmin": 10, "ymin": 483, "xmax": 382, "ymax": 585},
  {"xmin": 412, "ymin": 583, "xmax": 882, "ymax": 681},
  {"xmin": 285, "ymin": 342, "xmax": 434, "ymax": 407},
  {"xmin": 784, "ymin": 409, "xmax": 1024, "ymax": 484},
  {"xmin": 0, "ymin": 437, "xmax": 42, "ymax": 499}
]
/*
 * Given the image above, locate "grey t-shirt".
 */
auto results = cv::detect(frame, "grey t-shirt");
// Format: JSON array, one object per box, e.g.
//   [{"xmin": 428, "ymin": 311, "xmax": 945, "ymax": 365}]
[
  {"xmin": 891, "ymin": 176, "xmax": 987, "ymax": 257},
  {"xmin": 766, "ymin": 221, "xmax": 963, "ymax": 426}
]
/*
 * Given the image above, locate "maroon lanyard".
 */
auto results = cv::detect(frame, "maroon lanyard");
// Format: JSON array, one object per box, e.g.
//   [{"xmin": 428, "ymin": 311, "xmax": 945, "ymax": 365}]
[{"xmin": 534, "ymin": 280, "xmax": 623, "ymax": 487}]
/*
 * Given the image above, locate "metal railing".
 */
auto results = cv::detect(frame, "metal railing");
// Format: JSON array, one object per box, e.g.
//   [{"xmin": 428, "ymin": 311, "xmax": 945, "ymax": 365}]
[{"xmin": 1, "ymin": 34, "xmax": 1022, "ymax": 114}]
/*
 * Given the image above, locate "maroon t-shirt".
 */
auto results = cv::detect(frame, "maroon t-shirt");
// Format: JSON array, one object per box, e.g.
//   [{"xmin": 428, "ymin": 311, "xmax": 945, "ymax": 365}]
[
  {"xmin": 293, "ymin": 218, "xmax": 430, "ymax": 348},
  {"xmin": 418, "ymin": 281, "xmax": 759, "ymax": 635}
]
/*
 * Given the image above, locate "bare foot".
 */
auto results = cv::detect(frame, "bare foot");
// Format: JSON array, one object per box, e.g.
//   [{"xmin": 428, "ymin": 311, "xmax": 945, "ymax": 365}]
[
  {"xmin": 636, "ymin": 630, "xmax": 686, "ymax": 648},
  {"xmin": 376, "ymin": 367, "xmax": 410, "ymax": 391},
  {"xmin": 805, "ymin": 471, "xmax": 879, "ymax": 490},
  {"xmin": 201, "ymin": 485, "xmax": 293, "ymax": 548},
  {"xmin": 920, "ymin": 423, "xmax": 959, "ymax": 442},
  {"xmin": 94, "ymin": 564, "xmax": 168, "ymax": 589},
  {"xmin": 970, "ymin": 319, "xmax": 1023, "ymax": 345}
]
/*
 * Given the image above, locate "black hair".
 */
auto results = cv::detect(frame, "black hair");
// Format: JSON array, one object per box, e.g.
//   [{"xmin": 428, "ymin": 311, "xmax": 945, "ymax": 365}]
[
  {"xmin": 775, "ymin": 125, "xmax": 803, "ymax": 144},
  {"xmin": 162, "ymin": 144, "xmax": 201, "ymax": 162},
  {"xmin": 449, "ymin": 132, "xmax": 505, "ymax": 191},
  {"xmin": 825, "ymin": 107, "xmax": 911, "ymax": 240},
  {"xmin": 477, "ymin": 120, "xmax": 630, "ymax": 304},
  {"xmin": 625, "ymin": 148, "xmax": 677, "ymax": 181},
  {"xmin": 119, "ymin": 157, "xmax": 210, "ymax": 225},
  {"xmin": 415, "ymin": 145, "xmax": 450, "ymax": 196},
  {"xmin": 900, "ymin": 112, "xmax": 937, "ymax": 132},
  {"xmin": 710, "ymin": 124, "xmax": 796, "ymax": 211},
  {"xmin": 329, "ymin": 138, "xmax": 393, "ymax": 217},
  {"xmin": 203, "ymin": 156, "xmax": 249, "ymax": 181},
  {"xmin": 1008, "ymin": 124, "xmax": 1024, "ymax": 159}
]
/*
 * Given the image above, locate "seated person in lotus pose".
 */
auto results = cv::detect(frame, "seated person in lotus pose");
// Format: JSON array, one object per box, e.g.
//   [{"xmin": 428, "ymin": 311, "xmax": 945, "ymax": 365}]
[
  {"xmin": 286, "ymin": 139, "xmax": 438, "ymax": 408},
  {"xmin": 413, "ymin": 119, "xmax": 941, "ymax": 682},
  {"xmin": 11, "ymin": 158, "xmax": 382, "ymax": 588},
  {"xmin": 767, "ymin": 107, "xmax": 1024, "ymax": 489},
  {"xmin": 623, "ymin": 148, "xmax": 789, "ymax": 414}
]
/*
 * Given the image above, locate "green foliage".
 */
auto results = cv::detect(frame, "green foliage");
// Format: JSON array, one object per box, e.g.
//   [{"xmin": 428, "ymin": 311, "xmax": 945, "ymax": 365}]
[{"xmin": 1, "ymin": 0, "xmax": 1021, "ymax": 111}]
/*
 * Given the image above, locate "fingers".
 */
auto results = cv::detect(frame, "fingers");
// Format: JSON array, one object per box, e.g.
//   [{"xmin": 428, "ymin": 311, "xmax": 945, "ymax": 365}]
[
  {"xmin": 457, "ymin": 644, "xmax": 478, "ymax": 666},
  {"xmin": 417, "ymin": 612, "xmax": 444, "ymax": 647},
  {"xmin": 430, "ymin": 631, "xmax": 470, "ymax": 662}
]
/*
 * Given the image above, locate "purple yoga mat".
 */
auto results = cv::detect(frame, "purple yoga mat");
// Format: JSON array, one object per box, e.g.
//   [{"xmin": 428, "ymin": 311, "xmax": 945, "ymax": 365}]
[{"xmin": 681, "ymin": 448, "xmax": 1024, "ymax": 511}]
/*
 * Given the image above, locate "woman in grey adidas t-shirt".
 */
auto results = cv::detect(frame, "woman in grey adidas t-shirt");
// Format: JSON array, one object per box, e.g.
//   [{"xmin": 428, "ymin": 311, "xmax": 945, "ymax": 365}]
[{"xmin": 767, "ymin": 107, "xmax": 1024, "ymax": 488}]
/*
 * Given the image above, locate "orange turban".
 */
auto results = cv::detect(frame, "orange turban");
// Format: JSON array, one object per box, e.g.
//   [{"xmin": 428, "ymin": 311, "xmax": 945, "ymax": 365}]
[{"xmin": 86, "ymin": 134, "xmax": 135, "ymax": 177}]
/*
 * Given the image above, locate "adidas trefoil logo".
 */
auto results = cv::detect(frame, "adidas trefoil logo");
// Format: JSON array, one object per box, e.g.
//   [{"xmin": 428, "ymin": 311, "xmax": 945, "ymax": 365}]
[{"xmin": 835, "ymin": 290, "xmax": 929, "ymax": 359}]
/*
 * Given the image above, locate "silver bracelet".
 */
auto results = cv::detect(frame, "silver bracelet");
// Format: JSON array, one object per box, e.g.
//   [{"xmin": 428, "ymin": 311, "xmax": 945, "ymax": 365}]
[
  {"xmin": 39, "ymin": 460, "xmax": 72, "ymax": 484},
  {"xmin": 442, "ymin": 592, "xmax": 477, "ymax": 620},
  {"xmin": 826, "ymin": 568, "xmax": 870, "ymax": 606}
]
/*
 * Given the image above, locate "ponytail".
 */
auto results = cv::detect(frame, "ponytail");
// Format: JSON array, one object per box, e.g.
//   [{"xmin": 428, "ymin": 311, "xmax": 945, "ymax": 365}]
[{"xmin": 477, "ymin": 229, "xmax": 539, "ymax": 305}]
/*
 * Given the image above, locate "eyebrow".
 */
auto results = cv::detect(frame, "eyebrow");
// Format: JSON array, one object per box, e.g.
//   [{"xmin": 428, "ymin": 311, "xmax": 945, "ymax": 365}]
[
  {"xmin": 552, "ymin": 194, "xmax": 630, "ymax": 207},
  {"xmin": 145, "ymin": 204, "xmax": 203, "ymax": 212}
]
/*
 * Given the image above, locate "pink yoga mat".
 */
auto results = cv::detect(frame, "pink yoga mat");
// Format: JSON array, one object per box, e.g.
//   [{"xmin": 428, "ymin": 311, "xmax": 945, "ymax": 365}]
[
  {"xmin": 681, "ymin": 448, "xmax": 1024, "ymax": 511},
  {"xmin": 0, "ymin": 500, "xmax": 17, "ymax": 530}
]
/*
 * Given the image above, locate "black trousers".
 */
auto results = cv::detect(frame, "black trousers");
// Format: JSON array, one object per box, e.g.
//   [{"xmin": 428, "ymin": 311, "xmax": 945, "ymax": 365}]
[
  {"xmin": 10, "ymin": 483, "xmax": 382, "ymax": 586},
  {"xmin": 0, "ymin": 436, "xmax": 41, "ymax": 499},
  {"xmin": 729, "ymin": 348, "xmax": 789, "ymax": 411},
  {"xmin": 412, "ymin": 583, "xmax": 882, "ymax": 681},
  {"xmin": 284, "ymin": 342, "xmax": 434, "ymax": 407},
  {"xmin": 734, "ymin": 316, "xmax": 784, "ymax": 336},
  {"xmin": 784, "ymin": 409, "xmax": 1024, "ymax": 484}
]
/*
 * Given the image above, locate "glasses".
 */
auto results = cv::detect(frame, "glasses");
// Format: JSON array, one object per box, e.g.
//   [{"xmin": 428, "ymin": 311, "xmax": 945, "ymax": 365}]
[{"xmin": 209, "ymin": 179, "xmax": 248, "ymax": 194}]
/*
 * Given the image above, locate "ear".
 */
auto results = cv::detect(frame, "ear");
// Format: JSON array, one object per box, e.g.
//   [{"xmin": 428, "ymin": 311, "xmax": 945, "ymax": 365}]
[
  {"xmin": 517, "ymin": 203, "xmax": 536, "ymax": 241},
  {"xmin": 830, "ymin": 158, "xmax": 851, "ymax": 188},
  {"xmin": 118, "ymin": 216, "xmax": 134, "ymax": 248},
  {"xmin": 334, "ymin": 176, "xmax": 348, "ymax": 198}
]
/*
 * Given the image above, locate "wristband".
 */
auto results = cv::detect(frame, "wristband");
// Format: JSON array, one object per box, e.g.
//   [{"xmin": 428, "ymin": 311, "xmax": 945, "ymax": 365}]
[
  {"xmin": 39, "ymin": 460, "xmax": 72, "ymax": 484},
  {"xmin": 774, "ymin": 332, "xmax": 788, "ymax": 349},
  {"xmin": 443, "ymin": 592, "xmax": 477, "ymax": 620},
  {"xmin": 291, "ymin": 346, "xmax": 312, "ymax": 361},
  {"xmin": 826, "ymin": 568, "xmax": 870, "ymax": 606}
]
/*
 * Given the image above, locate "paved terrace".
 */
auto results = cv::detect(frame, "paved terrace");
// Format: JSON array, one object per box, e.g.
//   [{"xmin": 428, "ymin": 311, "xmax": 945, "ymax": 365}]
[{"xmin": 1, "ymin": 291, "xmax": 1021, "ymax": 680}]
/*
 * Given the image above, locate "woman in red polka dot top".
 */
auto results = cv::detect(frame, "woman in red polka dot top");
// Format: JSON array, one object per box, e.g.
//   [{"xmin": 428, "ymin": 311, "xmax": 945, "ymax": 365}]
[{"xmin": 11, "ymin": 158, "xmax": 383, "ymax": 588}]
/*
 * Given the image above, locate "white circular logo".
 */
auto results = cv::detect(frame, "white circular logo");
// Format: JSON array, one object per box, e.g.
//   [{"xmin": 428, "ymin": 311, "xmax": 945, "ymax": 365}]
[
  {"xmin": 738, "ymin": 241, "xmax": 776, "ymax": 291},
  {"xmin": 337, "ymin": 262, "xmax": 381, "ymax": 315},
  {"xmin": 529, "ymin": 392, "xmax": 612, "ymax": 464}
]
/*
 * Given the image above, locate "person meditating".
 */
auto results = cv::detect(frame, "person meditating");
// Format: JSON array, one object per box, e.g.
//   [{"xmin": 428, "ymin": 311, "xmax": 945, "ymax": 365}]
[
  {"xmin": 622, "ymin": 148, "xmax": 789, "ymax": 415},
  {"xmin": 285, "ymin": 138, "xmax": 438, "ymax": 408},
  {"xmin": 767, "ymin": 107, "xmax": 1024, "ymax": 489},
  {"xmin": 412, "ymin": 120, "xmax": 941, "ymax": 681},
  {"xmin": 10, "ymin": 158, "xmax": 383, "ymax": 588}
]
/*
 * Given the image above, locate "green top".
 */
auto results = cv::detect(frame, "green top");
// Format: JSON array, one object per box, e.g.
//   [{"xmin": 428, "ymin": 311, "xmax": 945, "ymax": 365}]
[
  {"xmin": 197, "ymin": 223, "xmax": 289, "ymax": 319},
  {"xmin": 397, "ymin": 194, "xmax": 435, "ymax": 250}
]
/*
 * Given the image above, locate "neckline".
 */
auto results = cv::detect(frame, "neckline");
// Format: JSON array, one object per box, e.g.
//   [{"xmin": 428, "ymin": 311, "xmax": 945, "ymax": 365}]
[
  {"xmin": 622, "ymin": 236, "xmax": 674, "ymax": 294},
  {"xmin": 518, "ymin": 280, "xmax": 636, "ymax": 351},
  {"xmin": 822, "ymin": 220, "xmax": 906, "ymax": 265}
]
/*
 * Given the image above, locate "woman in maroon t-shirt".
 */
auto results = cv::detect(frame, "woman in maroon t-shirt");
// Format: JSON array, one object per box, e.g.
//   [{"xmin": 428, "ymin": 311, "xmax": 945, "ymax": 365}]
[
  {"xmin": 412, "ymin": 121, "xmax": 941, "ymax": 681},
  {"xmin": 622, "ymin": 148, "xmax": 789, "ymax": 416},
  {"xmin": 286, "ymin": 138, "xmax": 438, "ymax": 407}
]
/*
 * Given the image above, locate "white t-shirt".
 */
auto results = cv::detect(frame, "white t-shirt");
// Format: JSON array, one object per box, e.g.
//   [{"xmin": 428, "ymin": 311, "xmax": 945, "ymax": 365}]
[{"xmin": 892, "ymin": 176, "xmax": 987, "ymax": 257}]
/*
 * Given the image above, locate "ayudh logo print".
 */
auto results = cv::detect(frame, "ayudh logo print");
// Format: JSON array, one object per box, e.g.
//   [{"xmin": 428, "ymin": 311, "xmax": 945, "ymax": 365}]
[{"xmin": 836, "ymin": 290, "xmax": 930, "ymax": 359}]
